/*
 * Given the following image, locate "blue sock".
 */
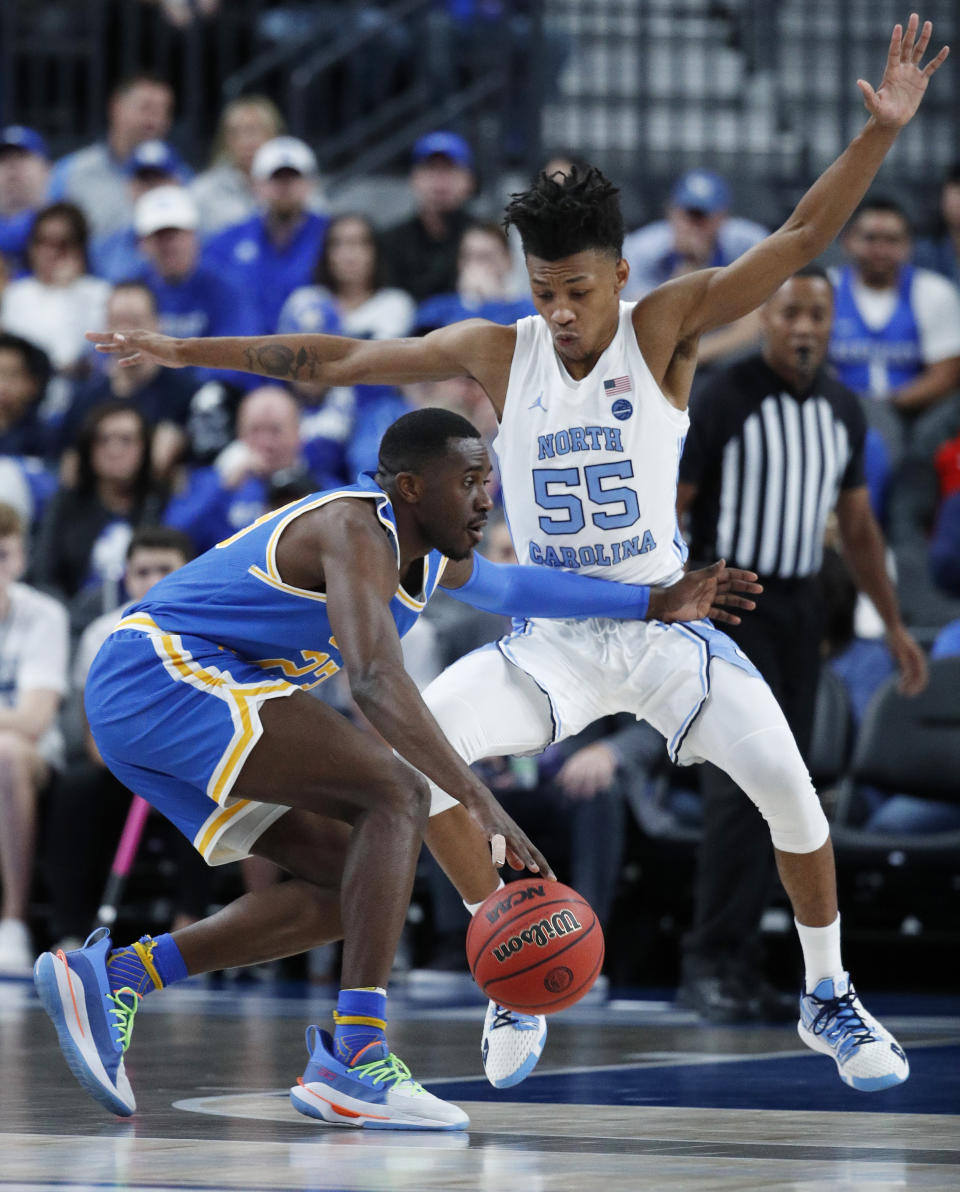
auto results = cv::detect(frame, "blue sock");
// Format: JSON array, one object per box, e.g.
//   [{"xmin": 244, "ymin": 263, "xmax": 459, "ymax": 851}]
[
  {"xmin": 107, "ymin": 934, "xmax": 188, "ymax": 998},
  {"xmin": 332, "ymin": 987, "xmax": 388, "ymax": 1066}
]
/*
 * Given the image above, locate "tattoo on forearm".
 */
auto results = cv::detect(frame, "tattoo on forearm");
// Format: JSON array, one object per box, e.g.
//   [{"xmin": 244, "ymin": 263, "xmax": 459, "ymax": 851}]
[{"xmin": 243, "ymin": 343, "xmax": 319, "ymax": 380}]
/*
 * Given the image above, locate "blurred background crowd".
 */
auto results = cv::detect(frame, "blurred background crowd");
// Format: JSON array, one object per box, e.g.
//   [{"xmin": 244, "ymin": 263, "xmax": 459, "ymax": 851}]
[{"xmin": 0, "ymin": 0, "xmax": 958, "ymax": 1003}]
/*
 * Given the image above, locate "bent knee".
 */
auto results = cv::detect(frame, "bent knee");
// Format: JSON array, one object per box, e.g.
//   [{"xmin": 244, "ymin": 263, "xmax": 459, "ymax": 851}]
[{"xmin": 375, "ymin": 761, "xmax": 431, "ymax": 819}]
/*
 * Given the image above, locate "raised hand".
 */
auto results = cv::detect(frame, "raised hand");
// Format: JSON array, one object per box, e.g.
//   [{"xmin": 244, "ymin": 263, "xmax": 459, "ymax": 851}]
[
  {"xmin": 649, "ymin": 560, "xmax": 763, "ymax": 626},
  {"xmin": 858, "ymin": 13, "xmax": 949, "ymax": 128},
  {"xmin": 86, "ymin": 329, "xmax": 186, "ymax": 368}
]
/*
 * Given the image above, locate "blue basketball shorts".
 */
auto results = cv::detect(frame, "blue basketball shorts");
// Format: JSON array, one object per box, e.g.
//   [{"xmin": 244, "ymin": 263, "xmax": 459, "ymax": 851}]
[{"xmin": 85, "ymin": 614, "xmax": 298, "ymax": 864}]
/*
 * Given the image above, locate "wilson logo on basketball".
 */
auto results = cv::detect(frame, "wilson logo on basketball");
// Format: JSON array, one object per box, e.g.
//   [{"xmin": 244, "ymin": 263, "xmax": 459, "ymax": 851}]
[
  {"xmin": 490, "ymin": 909, "xmax": 583, "ymax": 963},
  {"xmin": 484, "ymin": 883, "xmax": 546, "ymax": 925}
]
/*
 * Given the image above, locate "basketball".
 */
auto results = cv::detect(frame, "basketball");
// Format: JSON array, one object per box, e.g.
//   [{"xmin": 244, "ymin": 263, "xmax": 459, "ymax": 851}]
[{"xmin": 466, "ymin": 880, "xmax": 604, "ymax": 1014}]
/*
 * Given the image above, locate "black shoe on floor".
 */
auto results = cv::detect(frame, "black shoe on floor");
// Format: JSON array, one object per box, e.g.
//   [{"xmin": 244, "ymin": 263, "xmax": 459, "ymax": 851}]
[{"xmin": 676, "ymin": 973, "xmax": 752, "ymax": 1024}]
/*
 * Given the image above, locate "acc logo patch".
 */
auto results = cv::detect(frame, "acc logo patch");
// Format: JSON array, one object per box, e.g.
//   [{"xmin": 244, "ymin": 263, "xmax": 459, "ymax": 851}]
[{"xmin": 611, "ymin": 398, "xmax": 633, "ymax": 421}]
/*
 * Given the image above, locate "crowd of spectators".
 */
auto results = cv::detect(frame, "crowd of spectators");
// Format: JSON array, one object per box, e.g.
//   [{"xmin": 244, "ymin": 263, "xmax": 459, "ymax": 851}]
[{"xmin": 1, "ymin": 70, "xmax": 958, "ymax": 982}]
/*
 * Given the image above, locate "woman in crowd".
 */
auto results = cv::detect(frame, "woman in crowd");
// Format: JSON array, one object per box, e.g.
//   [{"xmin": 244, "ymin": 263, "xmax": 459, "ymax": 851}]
[
  {"xmin": 31, "ymin": 400, "xmax": 164, "ymax": 629},
  {"xmin": 0, "ymin": 203, "xmax": 109, "ymax": 377},
  {"xmin": 278, "ymin": 212, "xmax": 414, "ymax": 340},
  {"xmin": 190, "ymin": 95, "xmax": 285, "ymax": 235}
]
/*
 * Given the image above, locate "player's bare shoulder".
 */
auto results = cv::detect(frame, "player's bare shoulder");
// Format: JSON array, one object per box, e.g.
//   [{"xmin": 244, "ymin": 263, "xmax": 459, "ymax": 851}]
[
  {"xmin": 630, "ymin": 270, "xmax": 719, "ymax": 402},
  {"xmin": 431, "ymin": 318, "xmax": 517, "ymax": 412},
  {"xmin": 275, "ymin": 497, "xmax": 396, "ymax": 594}
]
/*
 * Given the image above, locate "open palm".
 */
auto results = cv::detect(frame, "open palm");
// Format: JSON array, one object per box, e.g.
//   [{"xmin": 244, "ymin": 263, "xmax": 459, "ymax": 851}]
[{"xmin": 859, "ymin": 13, "xmax": 949, "ymax": 127}]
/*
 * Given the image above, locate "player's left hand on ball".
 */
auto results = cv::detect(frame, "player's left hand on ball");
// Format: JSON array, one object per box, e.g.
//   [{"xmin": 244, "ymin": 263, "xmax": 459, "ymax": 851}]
[{"xmin": 649, "ymin": 559, "xmax": 763, "ymax": 625}]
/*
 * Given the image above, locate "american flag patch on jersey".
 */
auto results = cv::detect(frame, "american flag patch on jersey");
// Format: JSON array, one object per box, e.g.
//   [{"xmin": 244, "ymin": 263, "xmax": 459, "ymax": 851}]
[{"xmin": 603, "ymin": 375, "xmax": 632, "ymax": 395}]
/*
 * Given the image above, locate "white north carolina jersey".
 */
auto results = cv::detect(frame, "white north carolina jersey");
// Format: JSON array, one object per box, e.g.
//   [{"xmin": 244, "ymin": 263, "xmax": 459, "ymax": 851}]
[{"xmin": 494, "ymin": 301, "xmax": 690, "ymax": 586}]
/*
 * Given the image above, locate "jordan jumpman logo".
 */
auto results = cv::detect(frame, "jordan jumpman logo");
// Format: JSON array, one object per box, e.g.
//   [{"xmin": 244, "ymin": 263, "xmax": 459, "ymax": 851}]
[{"xmin": 528, "ymin": 392, "xmax": 547, "ymax": 412}]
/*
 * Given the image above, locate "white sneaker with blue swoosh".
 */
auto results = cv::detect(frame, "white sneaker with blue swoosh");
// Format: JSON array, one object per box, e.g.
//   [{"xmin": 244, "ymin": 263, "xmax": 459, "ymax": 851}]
[
  {"xmin": 481, "ymin": 1000, "xmax": 548, "ymax": 1088},
  {"xmin": 290, "ymin": 1026, "xmax": 469, "ymax": 1130},
  {"xmin": 798, "ymin": 973, "xmax": 909, "ymax": 1091}
]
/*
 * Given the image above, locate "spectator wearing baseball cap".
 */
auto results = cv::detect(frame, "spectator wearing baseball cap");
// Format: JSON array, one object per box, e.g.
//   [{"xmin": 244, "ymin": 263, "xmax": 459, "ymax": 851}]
[
  {"xmin": 133, "ymin": 186, "xmax": 260, "ymax": 392},
  {"xmin": 380, "ymin": 130, "xmax": 477, "ymax": 303},
  {"xmin": 0, "ymin": 126, "xmax": 52, "ymax": 273},
  {"xmin": 89, "ymin": 140, "xmax": 188, "ymax": 284},
  {"xmin": 204, "ymin": 136, "xmax": 328, "ymax": 333},
  {"xmin": 622, "ymin": 167, "xmax": 769, "ymax": 372}
]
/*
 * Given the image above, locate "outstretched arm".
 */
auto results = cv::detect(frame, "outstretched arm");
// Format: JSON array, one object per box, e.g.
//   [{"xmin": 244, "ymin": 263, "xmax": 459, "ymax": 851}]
[
  {"xmin": 86, "ymin": 318, "xmax": 516, "ymax": 405},
  {"xmin": 441, "ymin": 553, "xmax": 762, "ymax": 625},
  {"xmin": 638, "ymin": 16, "xmax": 949, "ymax": 345}
]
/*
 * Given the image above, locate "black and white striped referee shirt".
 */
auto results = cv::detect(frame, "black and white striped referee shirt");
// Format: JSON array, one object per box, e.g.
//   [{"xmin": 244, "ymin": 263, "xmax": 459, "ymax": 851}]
[{"xmin": 679, "ymin": 355, "xmax": 866, "ymax": 579}]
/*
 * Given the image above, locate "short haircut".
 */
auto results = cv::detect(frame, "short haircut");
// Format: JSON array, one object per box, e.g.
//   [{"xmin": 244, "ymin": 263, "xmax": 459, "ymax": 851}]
[
  {"xmin": 378, "ymin": 408, "xmax": 482, "ymax": 476},
  {"xmin": 112, "ymin": 72, "xmax": 172, "ymax": 102},
  {"xmin": 793, "ymin": 263, "xmax": 831, "ymax": 285},
  {"xmin": 0, "ymin": 332, "xmax": 52, "ymax": 393},
  {"xmin": 126, "ymin": 524, "xmax": 194, "ymax": 563},
  {"xmin": 0, "ymin": 501, "xmax": 25, "ymax": 539},
  {"xmin": 462, "ymin": 220, "xmax": 510, "ymax": 253},
  {"xmin": 503, "ymin": 165, "xmax": 624, "ymax": 261},
  {"xmin": 850, "ymin": 197, "xmax": 912, "ymax": 234},
  {"xmin": 110, "ymin": 280, "xmax": 158, "ymax": 313}
]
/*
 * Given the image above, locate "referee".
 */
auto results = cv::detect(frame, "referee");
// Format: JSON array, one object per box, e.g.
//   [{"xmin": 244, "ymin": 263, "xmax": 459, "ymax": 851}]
[{"xmin": 676, "ymin": 264, "xmax": 928, "ymax": 1023}]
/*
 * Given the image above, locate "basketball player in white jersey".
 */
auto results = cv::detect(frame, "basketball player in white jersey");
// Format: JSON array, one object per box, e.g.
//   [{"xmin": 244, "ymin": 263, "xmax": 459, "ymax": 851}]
[{"xmin": 89, "ymin": 16, "xmax": 948, "ymax": 1094}]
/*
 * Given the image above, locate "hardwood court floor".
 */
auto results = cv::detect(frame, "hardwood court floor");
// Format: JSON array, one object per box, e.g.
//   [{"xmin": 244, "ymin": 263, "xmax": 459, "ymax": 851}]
[{"xmin": 2, "ymin": 974, "xmax": 958, "ymax": 1191}]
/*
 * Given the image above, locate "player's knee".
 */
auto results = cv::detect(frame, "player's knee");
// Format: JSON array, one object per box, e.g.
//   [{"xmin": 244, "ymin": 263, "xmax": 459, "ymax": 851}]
[
  {"xmin": 727, "ymin": 726, "xmax": 829, "ymax": 854},
  {"xmin": 376, "ymin": 761, "xmax": 430, "ymax": 823}
]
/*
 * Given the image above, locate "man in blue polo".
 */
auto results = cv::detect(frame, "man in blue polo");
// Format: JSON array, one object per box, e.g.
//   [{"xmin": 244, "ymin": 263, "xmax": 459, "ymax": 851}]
[
  {"xmin": 203, "ymin": 136, "xmax": 328, "ymax": 334},
  {"xmin": 0, "ymin": 126, "xmax": 51, "ymax": 273}
]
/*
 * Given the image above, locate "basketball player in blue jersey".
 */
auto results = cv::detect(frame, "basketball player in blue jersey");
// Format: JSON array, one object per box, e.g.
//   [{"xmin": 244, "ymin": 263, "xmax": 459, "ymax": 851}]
[
  {"xmin": 33, "ymin": 406, "xmax": 755, "ymax": 1127},
  {"xmin": 88, "ymin": 17, "xmax": 947, "ymax": 1094}
]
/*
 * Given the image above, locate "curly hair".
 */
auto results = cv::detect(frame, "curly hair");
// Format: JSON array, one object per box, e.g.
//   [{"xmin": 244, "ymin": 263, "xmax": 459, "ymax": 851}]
[{"xmin": 503, "ymin": 165, "xmax": 624, "ymax": 262}]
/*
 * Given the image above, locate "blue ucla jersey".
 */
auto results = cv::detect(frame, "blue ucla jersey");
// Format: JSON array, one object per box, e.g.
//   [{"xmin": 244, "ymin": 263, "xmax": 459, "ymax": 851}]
[
  {"xmin": 125, "ymin": 473, "xmax": 448, "ymax": 690},
  {"xmin": 829, "ymin": 264, "xmax": 922, "ymax": 397}
]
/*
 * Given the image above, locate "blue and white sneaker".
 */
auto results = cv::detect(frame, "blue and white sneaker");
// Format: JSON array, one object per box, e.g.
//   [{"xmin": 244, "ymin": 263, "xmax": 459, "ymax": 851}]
[
  {"xmin": 290, "ymin": 1027, "xmax": 469, "ymax": 1130},
  {"xmin": 481, "ymin": 1000, "xmax": 547, "ymax": 1089},
  {"xmin": 798, "ymin": 972, "xmax": 909, "ymax": 1092},
  {"xmin": 33, "ymin": 927, "xmax": 139, "ymax": 1116}
]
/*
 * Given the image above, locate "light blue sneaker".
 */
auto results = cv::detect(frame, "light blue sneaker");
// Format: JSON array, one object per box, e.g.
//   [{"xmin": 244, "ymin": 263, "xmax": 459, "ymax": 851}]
[
  {"xmin": 33, "ymin": 927, "xmax": 139, "ymax": 1116},
  {"xmin": 290, "ymin": 1026, "xmax": 469, "ymax": 1130},
  {"xmin": 481, "ymin": 1000, "xmax": 547, "ymax": 1089},
  {"xmin": 798, "ymin": 972, "xmax": 909, "ymax": 1092}
]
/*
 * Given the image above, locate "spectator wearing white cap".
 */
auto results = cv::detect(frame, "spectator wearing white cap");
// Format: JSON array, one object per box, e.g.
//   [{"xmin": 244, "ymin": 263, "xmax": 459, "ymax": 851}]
[
  {"xmin": 133, "ymin": 186, "xmax": 260, "ymax": 391},
  {"xmin": 380, "ymin": 132, "xmax": 477, "ymax": 303},
  {"xmin": 203, "ymin": 136, "xmax": 328, "ymax": 333},
  {"xmin": 0, "ymin": 126, "xmax": 52, "ymax": 273},
  {"xmin": 90, "ymin": 140, "xmax": 188, "ymax": 284},
  {"xmin": 623, "ymin": 169, "xmax": 769, "ymax": 369},
  {"xmin": 49, "ymin": 74, "xmax": 177, "ymax": 239}
]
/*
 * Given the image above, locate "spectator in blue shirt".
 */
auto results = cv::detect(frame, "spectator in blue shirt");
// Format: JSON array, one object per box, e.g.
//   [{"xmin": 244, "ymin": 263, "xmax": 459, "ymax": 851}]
[
  {"xmin": 132, "ymin": 185, "xmax": 260, "ymax": 391},
  {"xmin": 204, "ymin": 136, "xmax": 328, "ymax": 333},
  {"xmin": 622, "ymin": 169, "xmax": 768, "ymax": 370},
  {"xmin": 164, "ymin": 385, "xmax": 320, "ymax": 554},
  {"xmin": 914, "ymin": 163, "xmax": 960, "ymax": 286},
  {"xmin": 89, "ymin": 140, "xmax": 188, "ymax": 284},
  {"xmin": 414, "ymin": 222, "xmax": 535, "ymax": 333},
  {"xmin": 0, "ymin": 126, "xmax": 51, "ymax": 274}
]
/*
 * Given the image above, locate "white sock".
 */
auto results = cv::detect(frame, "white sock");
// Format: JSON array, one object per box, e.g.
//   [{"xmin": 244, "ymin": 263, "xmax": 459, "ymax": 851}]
[
  {"xmin": 795, "ymin": 914, "xmax": 844, "ymax": 993},
  {"xmin": 463, "ymin": 878, "xmax": 504, "ymax": 917}
]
